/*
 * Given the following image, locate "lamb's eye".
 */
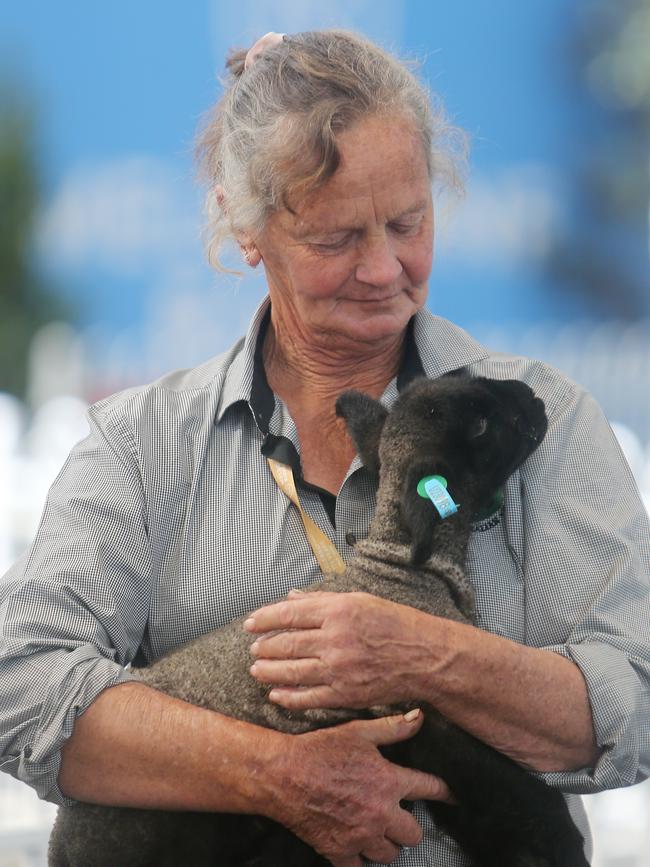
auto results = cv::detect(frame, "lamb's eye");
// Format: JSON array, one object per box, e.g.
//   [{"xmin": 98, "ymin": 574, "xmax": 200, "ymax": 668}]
[{"xmin": 470, "ymin": 416, "xmax": 488, "ymax": 438}]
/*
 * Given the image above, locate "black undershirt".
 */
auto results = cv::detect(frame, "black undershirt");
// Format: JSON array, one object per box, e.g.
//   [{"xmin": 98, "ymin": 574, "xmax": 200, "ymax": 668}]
[{"xmin": 250, "ymin": 309, "xmax": 426, "ymax": 528}]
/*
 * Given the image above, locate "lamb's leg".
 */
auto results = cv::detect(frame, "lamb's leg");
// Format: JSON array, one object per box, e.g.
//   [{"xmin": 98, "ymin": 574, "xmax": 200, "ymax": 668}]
[
  {"xmin": 386, "ymin": 710, "xmax": 589, "ymax": 867},
  {"xmin": 174, "ymin": 813, "xmax": 328, "ymax": 867},
  {"xmin": 49, "ymin": 805, "xmax": 293, "ymax": 867},
  {"xmin": 49, "ymin": 804, "xmax": 186, "ymax": 867},
  {"xmin": 240, "ymin": 825, "xmax": 329, "ymax": 867}
]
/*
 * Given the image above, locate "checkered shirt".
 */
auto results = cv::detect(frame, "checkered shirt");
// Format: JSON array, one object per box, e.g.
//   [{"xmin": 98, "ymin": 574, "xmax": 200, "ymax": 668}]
[{"xmin": 2, "ymin": 296, "xmax": 649, "ymax": 865}]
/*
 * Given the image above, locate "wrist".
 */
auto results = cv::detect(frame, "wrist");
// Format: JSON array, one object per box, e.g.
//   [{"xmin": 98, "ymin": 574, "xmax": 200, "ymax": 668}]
[
  {"xmin": 254, "ymin": 729, "xmax": 308, "ymax": 826},
  {"xmin": 406, "ymin": 611, "xmax": 463, "ymax": 701},
  {"xmin": 216, "ymin": 721, "xmax": 292, "ymax": 818}
]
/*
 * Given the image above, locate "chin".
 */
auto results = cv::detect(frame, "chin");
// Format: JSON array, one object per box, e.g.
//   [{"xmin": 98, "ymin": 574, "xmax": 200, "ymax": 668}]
[
  {"xmin": 334, "ymin": 293, "xmax": 424, "ymax": 343},
  {"xmin": 332, "ymin": 310, "xmax": 414, "ymax": 345}
]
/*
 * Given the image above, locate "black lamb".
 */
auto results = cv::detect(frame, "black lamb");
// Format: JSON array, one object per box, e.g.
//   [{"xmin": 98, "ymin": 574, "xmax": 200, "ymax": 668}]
[{"xmin": 49, "ymin": 373, "xmax": 589, "ymax": 867}]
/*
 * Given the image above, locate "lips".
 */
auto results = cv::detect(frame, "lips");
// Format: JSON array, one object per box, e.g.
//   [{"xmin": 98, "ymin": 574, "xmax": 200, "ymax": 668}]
[{"xmin": 347, "ymin": 290, "xmax": 404, "ymax": 303}]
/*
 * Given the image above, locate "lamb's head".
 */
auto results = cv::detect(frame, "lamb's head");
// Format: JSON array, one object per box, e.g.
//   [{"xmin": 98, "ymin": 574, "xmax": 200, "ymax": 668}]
[{"xmin": 336, "ymin": 373, "xmax": 548, "ymax": 564}]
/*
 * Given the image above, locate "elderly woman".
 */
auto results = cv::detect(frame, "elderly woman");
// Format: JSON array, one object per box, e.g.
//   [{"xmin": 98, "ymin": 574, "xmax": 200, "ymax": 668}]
[{"xmin": 1, "ymin": 29, "xmax": 649, "ymax": 867}]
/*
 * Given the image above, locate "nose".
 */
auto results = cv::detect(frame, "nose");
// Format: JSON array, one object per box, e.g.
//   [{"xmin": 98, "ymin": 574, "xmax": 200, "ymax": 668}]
[{"xmin": 355, "ymin": 232, "xmax": 403, "ymax": 286}]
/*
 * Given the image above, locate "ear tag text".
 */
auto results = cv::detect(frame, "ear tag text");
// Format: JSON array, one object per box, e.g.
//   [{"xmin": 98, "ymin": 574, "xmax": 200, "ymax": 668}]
[{"xmin": 417, "ymin": 475, "xmax": 459, "ymax": 519}]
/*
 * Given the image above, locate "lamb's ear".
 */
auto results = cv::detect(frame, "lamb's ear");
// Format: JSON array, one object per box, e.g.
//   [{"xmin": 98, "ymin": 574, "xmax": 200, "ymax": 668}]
[
  {"xmin": 400, "ymin": 464, "xmax": 440, "ymax": 565},
  {"xmin": 335, "ymin": 391, "xmax": 388, "ymax": 477}
]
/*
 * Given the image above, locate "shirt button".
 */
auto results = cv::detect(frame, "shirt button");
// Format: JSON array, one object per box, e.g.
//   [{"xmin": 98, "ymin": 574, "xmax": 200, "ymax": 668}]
[{"xmin": 345, "ymin": 532, "xmax": 357, "ymax": 547}]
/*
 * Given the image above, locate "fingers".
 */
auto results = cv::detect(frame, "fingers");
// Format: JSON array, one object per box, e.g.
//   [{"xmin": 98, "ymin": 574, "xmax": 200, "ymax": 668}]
[
  {"xmin": 243, "ymin": 595, "xmax": 326, "ymax": 633},
  {"xmin": 350, "ymin": 709, "xmax": 425, "ymax": 746},
  {"xmin": 250, "ymin": 628, "xmax": 321, "ymax": 659},
  {"xmin": 331, "ymin": 779, "xmax": 424, "ymax": 864},
  {"xmin": 250, "ymin": 657, "xmax": 325, "ymax": 686},
  {"xmin": 385, "ymin": 808, "xmax": 424, "ymax": 849},
  {"xmin": 347, "ymin": 711, "xmax": 457, "ymax": 805},
  {"xmin": 330, "ymin": 857, "xmax": 364, "ymax": 867},
  {"xmin": 396, "ymin": 764, "xmax": 455, "ymax": 804},
  {"xmin": 266, "ymin": 685, "xmax": 341, "ymax": 710},
  {"xmin": 361, "ymin": 838, "xmax": 402, "ymax": 863}
]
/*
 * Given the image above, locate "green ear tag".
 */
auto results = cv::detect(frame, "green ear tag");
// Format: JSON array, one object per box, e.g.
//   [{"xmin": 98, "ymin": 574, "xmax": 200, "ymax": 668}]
[
  {"xmin": 422, "ymin": 477, "xmax": 459, "ymax": 519},
  {"xmin": 417, "ymin": 475, "xmax": 448, "ymax": 498}
]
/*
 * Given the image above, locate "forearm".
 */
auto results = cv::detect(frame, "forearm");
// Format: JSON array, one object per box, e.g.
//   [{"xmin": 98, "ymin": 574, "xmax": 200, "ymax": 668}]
[
  {"xmin": 247, "ymin": 591, "xmax": 600, "ymax": 774},
  {"xmin": 58, "ymin": 681, "xmax": 283, "ymax": 813},
  {"xmin": 57, "ymin": 681, "xmax": 448, "ymax": 863},
  {"xmin": 414, "ymin": 615, "xmax": 599, "ymax": 773}
]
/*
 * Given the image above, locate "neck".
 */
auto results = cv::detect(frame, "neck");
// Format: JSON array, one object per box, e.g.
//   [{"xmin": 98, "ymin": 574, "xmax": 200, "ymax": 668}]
[
  {"xmin": 263, "ymin": 315, "xmax": 405, "ymax": 415},
  {"xmin": 367, "ymin": 470, "xmax": 476, "ymax": 568}
]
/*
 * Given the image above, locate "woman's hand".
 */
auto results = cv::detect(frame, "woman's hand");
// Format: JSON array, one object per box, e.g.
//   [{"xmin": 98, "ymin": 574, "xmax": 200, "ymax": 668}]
[
  {"xmin": 244, "ymin": 590, "xmax": 439, "ymax": 710},
  {"xmin": 245, "ymin": 591, "xmax": 600, "ymax": 775},
  {"xmin": 267, "ymin": 710, "xmax": 454, "ymax": 866}
]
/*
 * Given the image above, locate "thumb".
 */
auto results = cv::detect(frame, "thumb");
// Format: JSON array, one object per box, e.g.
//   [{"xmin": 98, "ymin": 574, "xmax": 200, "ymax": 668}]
[{"xmin": 348, "ymin": 708, "xmax": 424, "ymax": 746}]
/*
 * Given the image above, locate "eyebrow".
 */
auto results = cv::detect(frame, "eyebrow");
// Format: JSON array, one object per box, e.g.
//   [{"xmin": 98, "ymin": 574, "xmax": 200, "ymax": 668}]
[{"xmin": 295, "ymin": 200, "xmax": 429, "ymax": 239}]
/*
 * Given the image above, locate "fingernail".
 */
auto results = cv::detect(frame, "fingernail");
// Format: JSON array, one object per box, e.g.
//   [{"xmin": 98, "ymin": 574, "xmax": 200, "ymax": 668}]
[
  {"xmin": 250, "ymin": 663, "xmax": 258, "ymax": 674},
  {"xmin": 288, "ymin": 588, "xmax": 304, "ymax": 596},
  {"xmin": 250, "ymin": 641, "xmax": 259, "ymax": 654},
  {"xmin": 243, "ymin": 618, "xmax": 255, "ymax": 630},
  {"xmin": 404, "ymin": 708, "xmax": 421, "ymax": 722}
]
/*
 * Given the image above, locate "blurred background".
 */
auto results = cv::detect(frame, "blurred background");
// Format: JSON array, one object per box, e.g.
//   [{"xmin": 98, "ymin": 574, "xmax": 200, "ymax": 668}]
[{"xmin": 1, "ymin": 0, "xmax": 649, "ymax": 864}]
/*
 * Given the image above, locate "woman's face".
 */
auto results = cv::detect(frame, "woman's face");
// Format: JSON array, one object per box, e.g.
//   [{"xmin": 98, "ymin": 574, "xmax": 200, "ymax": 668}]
[{"xmin": 252, "ymin": 114, "xmax": 434, "ymax": 349}]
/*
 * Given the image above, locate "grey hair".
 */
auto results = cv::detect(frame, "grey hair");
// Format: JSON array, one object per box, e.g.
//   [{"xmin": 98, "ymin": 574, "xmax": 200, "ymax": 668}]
[{"xmin": 195, "ymin": 29, "xmax": 468, "ymax": 271}]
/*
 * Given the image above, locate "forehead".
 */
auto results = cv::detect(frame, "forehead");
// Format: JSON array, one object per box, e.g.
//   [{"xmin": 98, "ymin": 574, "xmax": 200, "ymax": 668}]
[{"xmin": 280, "ymin": 114, "xmax": 432, "ymax": 234}]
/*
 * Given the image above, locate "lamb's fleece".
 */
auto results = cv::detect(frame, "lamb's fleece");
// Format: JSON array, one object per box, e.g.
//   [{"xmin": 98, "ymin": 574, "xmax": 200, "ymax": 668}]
[{"xmin": 49, "ymin": 374, "xmax": 589, "ymax": 867}]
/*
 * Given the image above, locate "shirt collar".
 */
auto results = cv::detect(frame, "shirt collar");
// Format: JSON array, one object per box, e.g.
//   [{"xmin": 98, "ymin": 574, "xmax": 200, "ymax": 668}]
[
  {"xmin": 413, "ymin": 308, "xmax": 491, "ymax": 378},
  {"xmin": 214, "ymin": 295, "xmax": 272, "ymax": 430},
  {"xmin": 214, "ymin": 295, "xmax": 491, "ymax": 433}
]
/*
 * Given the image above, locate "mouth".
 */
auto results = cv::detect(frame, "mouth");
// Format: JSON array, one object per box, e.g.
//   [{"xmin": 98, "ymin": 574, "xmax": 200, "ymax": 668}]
[
  {"xmin": 348, "ymin": 290, "xmax": 405, "ymax": 304},
  {"xmin": 517, "ymin": 397, "xmax": 548, "ymax": 445}
]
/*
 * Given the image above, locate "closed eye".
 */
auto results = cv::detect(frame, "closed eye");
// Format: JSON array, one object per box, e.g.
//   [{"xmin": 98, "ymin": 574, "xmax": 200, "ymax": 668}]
[
  {"xmin": 310, "ymin": 215, "xmax": 424, "ymax": 251},
  {"xmin": 389, "ymin": 217, "xmax": 423, "ymax": 235},
  {"xmin": 472, "ymin": 417, "xmax": 488, "ymax": 438},
  {"xmin": 311, "ymin": 233, "xmax": 354, "ymax": 253}
]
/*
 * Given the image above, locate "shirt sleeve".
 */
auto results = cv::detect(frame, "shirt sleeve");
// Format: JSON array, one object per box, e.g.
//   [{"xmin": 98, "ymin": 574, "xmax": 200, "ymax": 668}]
[
  {"xmin": 0, "ymin": 402, "xmax": 151, "ymax": 805},
  {"xmin": 520, "ymin": 378, "xmax": 650, "ymax": 794}
]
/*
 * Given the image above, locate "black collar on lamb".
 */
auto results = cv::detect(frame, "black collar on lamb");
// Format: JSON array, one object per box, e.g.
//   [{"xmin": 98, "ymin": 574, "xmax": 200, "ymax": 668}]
[{"xmin": 336, "ymin": 373, "xmax": 548, "ymax": 564}]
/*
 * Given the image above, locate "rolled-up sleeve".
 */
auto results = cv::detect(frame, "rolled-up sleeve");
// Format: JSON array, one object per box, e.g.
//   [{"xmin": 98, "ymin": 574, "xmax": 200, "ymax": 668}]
[
  {"xmin": 521, "ymin": 379, "xmax": 650, "ymax": 794},
  {"xmin": 0, "ymin": 404, "xmax": 151, "ymax": 805}
]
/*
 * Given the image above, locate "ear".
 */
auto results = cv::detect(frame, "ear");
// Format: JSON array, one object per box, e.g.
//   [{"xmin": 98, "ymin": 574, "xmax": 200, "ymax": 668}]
[
  {"xmin": 215, "ymin": 185, "xmax": 227, "ymax": 210},
  {"xmin": 400, "ymin": 464, "xmax": 440, "ymax": 565},
  {"xmin": 215, "ymin": 186, "xmax": 262, "ymax": 268},
  {"xmin": 335, "ymin": 391, "xmax": 388, "ymax": 477},
  {"xmin": 238, "ymin": 237, "xmax": 262, "ymax": 268}
]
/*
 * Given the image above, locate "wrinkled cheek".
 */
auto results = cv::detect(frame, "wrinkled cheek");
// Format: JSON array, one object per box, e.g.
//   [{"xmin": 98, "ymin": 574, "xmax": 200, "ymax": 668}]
[
  {"xmin": 405, "ymin": 244, "xmax": 433, "ymax": 295},
  {"xmin": 301, "ymin": 266, "xmax": 353, "ymax": 305},
  {"xmin": 407, "ymin": 281, "xmax": 429, "ymax": 310},
  {"xmin": 418, "ymin": 247, "xmax": 434, "ymax": 284}
]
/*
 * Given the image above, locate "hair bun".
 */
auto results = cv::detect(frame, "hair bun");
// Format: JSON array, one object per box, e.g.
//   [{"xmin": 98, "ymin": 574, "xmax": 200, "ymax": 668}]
[
  {"xmin": 225, "ymin": 48, "xmax": 248, "ymax": 79},
  {"xmin": 225, "ymin": 32, "xmax": 286, "ymax": 79},
  {"xmin": 244, "ymin": 32, "xmax": 286, "ymax": 70}
]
